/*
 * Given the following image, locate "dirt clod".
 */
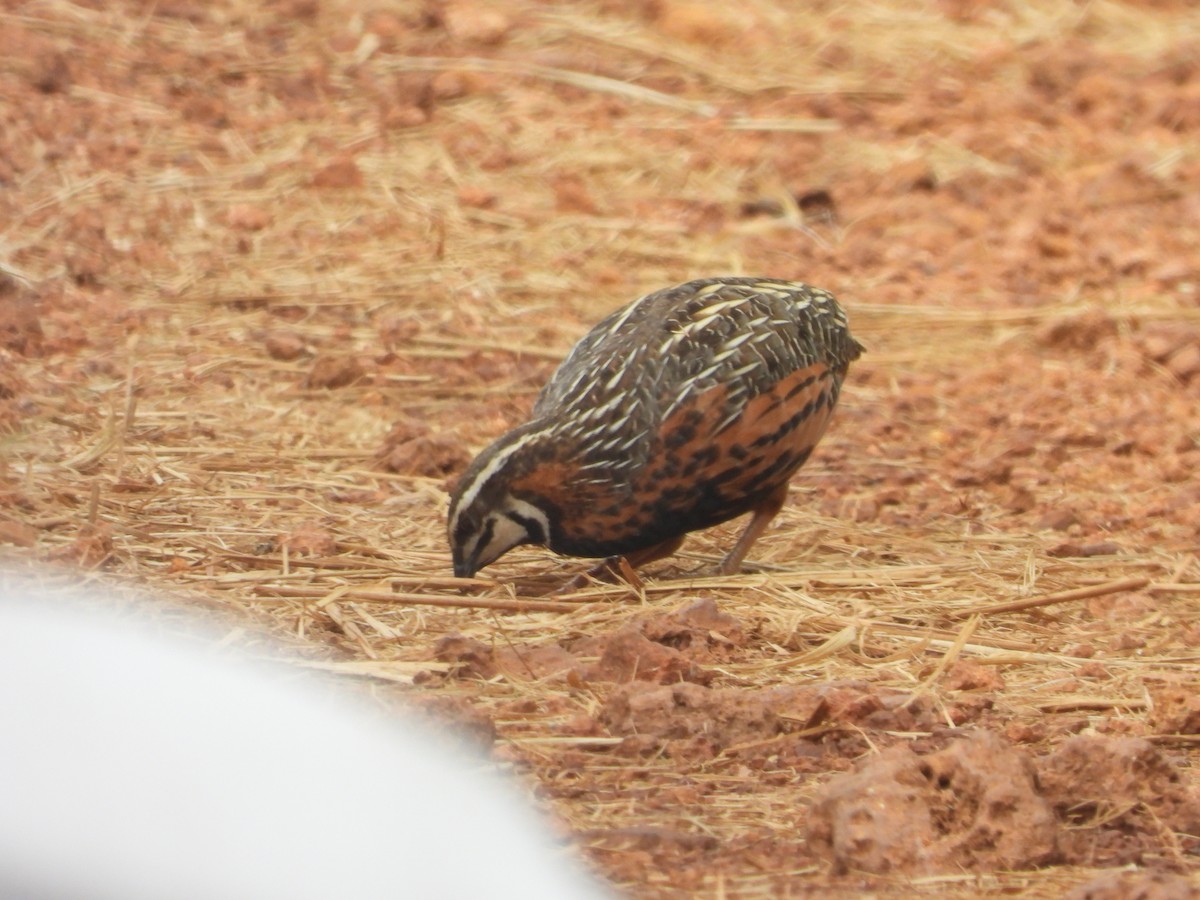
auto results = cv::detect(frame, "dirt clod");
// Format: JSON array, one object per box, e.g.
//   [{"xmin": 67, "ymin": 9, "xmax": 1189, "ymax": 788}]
[
  {"xmin": 280, "ymin": 522, "xmax": 337, "ymax": 556},
  {"xmin": 264, "ymin": 331, "xmax": 308, "ymax": 361},
  {"xmin": 310, "ymin": 157, "xmax": 364, "ymax": 189},
  {"xmin": 375, "ymin": 426, "xmax": 467, "ymax": 478},
  {"xmin": 1038, "ymin": 735, "xmax": 1200, "ymax": 864},
  {"xmin": 48, "ymin": 523, "xmax": 114, "ymax": 568},
  {"xmin": 304, "ymin": 355, "xmax": 365, "ymax": 389},
  {"xmin": 1148, "ymin": 680, "xmax": 1200, "ymax": 735},
  {"xmin": 1064, "ymin": 869, "xmax": 1200, "ymax": 900},
  {"xmin": 0, "ymin": 519, "xmax": 38, "ymax": 548},
  {"xmin": 225, "ymin": 204, "xmax": 272, "ymax": 232},
  {"xmin": 0, "ymin": 276, "xmax": 44, "ymax": 355},
  {"xmin": 586, "ymin": 627, "xmax": 711, "ymax": 685},
  {"xmin": 943, "ymin": 660, "xmax": 1005, "ymax": 692},
  {"xmin": 807, "ymin": 730, "xmax": 1059, "ymax": 875}
]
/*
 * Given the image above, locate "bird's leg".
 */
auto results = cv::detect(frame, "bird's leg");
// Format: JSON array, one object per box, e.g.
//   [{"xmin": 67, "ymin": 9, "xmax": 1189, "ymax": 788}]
[
  {"xmin": 560, "ymin": 536, "xmax": 686, "ymax": 591},
  {"xmin": 618, "ymin": 536, "xmax": 687, "ymax": 572},
  {"xmin": 716, "ymin": 483, "xmax": 789, "ymax": 575},
  {"xmin": 588, "ymin": 536, "xmax": 686, "ymax": 582}
]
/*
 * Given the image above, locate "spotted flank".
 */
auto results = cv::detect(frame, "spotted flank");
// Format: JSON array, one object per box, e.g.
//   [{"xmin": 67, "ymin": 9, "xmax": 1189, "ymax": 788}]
[{"xmin": 447, "ymin": 276, "xmax": 864, "ymax": 579}]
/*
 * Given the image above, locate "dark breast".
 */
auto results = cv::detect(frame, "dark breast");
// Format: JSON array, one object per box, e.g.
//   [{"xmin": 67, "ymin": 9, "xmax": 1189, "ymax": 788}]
[{"xmin": 510, "ymin": 278, "xmax": 864, "ymax": 558}]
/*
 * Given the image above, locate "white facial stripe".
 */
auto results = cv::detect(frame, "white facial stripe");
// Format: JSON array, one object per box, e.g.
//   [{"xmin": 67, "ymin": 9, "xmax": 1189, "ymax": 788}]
[
  {"xmin": 474, "ymin": 513, "xmax": 529, "ymax": 571},
  {"xmin": 449, "ymin": 431, "xmax": 539, "ymax": 537}
]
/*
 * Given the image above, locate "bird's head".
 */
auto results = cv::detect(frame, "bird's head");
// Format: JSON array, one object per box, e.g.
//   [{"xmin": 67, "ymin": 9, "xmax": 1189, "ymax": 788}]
[{"xmin": 447, "ymin": 429, "xmax": 551, "ymax": 578}]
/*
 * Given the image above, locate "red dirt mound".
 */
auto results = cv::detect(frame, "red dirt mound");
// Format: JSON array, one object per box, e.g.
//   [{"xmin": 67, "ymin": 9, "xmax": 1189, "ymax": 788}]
[{"xmin": 807, "ymin": 730, "xmax": 1200, "ymax": 875}]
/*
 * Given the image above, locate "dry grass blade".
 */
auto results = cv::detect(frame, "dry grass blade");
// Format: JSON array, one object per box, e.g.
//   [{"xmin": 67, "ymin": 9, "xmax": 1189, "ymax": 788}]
[
  {"xmin": 385, "ymin": 55, "xmax": 718, "ymax": 115},
  {"xmin": 252, "ymin": 584, "xmax": 583, "ymax": 614},
  {"xmin": 289, "ymin": 658, "xmax": 449, "ymax": 683},
  {"xmin": 906, "ymin": 614, "xmax": 980, "ymax": 705},
  {"xmin": 766, "ymin": 624, "xmax": 857, "ymax": 669},
  {"xmin": 951, "ymin": 577, "xmax": 1151, "ymax": 618}
]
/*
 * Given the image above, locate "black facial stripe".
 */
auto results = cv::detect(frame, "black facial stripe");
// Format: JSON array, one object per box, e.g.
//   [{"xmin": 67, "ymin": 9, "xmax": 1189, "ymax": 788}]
[
  {"xmin": 474, "ymin": 517, "xmax": 495, "ymax": 557},
  {"xmin": 505, "ymin": 510, "xmax": 546, "ymax": 546}
]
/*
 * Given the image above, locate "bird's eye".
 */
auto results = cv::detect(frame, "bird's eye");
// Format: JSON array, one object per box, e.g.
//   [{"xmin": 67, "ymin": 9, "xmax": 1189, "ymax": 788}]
[{"xmin": 453, "ymin": 513, "xmax": 478, "ymax": 550}]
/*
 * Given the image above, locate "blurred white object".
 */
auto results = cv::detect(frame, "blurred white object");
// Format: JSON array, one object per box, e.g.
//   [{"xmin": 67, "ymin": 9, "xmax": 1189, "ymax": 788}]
[{"xmin": 0, "ymin": 575, "xmax": 608, "ymax": 899}]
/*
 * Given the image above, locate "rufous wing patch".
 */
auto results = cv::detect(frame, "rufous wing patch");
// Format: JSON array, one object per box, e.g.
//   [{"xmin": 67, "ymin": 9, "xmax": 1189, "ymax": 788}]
[
  {"xmin": 638, "ymin": 363, "xmax": 837, "ymax": 519},
  {"xmin": 710, "ymin": 363, "xmax": 837, "ymax": 496}
]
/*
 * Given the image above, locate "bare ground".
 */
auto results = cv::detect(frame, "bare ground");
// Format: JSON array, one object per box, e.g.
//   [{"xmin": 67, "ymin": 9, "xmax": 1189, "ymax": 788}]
[{"xmin": 2, "ymin": 0, "xmax": 1200, "ymax": 895}]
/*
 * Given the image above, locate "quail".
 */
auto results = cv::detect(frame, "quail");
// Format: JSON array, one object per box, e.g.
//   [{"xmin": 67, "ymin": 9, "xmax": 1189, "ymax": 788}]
[{"xmin": 448, "ymin": 277, "xmax": 864, "ymax": 580}]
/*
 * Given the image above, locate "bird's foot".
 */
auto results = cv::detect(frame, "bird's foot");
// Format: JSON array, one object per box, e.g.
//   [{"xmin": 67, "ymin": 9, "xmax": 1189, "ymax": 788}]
[{"xmin": 556, "ymin": 556, "xmax": 643, "ymax": 594}]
